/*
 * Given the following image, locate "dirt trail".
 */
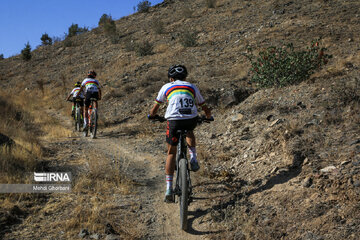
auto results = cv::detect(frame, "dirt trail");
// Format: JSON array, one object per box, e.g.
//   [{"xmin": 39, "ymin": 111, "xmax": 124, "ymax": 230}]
[
  {"xmin": 88, "ymin": 131, "xmax": 215, "ymax": 239},
  {"xmin": 49, "ymin": 110, "xmax": 218, "ymax": 239}
]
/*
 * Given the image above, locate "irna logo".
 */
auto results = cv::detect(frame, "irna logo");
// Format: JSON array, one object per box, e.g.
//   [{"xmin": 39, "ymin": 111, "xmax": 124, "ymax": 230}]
[{"xmin": 34, "ymin": 172, "xmax": 71, "ymax": 182}]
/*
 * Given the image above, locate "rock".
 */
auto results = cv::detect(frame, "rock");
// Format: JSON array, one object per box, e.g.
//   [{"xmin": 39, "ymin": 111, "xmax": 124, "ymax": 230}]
[
  {"xmin": 340, "ymin": 160, "xmax": 351, "ymax": 166},
  {"xmin": 270, "ymin": 119, "xmax": 283, "ymax": 127},
  {"xmin": 270, "ymin": 167, "xmax": 278, "ymax": 174},
  {"xmin": 90, "ymin": 233, "xmax": 100, "ymax": 240},
  {"xmin": 79, "ymin": 229, "xmax": 89, "ymax": 238},
  {"xmin": 105, "ymin": 234, "xmax": 121, "ymax": 240},
  {"xmin": 231, "ymin": 113, "xmax": 244, "ymax": 122},
  {"xmin": 105, "ymin": 223, "xmax": 117, "ymax": 235},
  {"xmin": 0, "ymin": 133, "xmax": 14, "ymax": 148},
  {"xmin": 320, "ymin": 166, "xmax": 336, "ymax": 173},
  {"xmin": 353, "ymin": 180, "xmax": 360, "ymax": 188},
  {"xmin": 349, "ymin": 139, "xmax": 360, "ymax": 145},
  {"xmin": 266, "ymin": 114, "xmax": 274, "ymax": 121},
  {"xmin": 302, "ymin": 177, "xmax": 313, "ymax": 187}
]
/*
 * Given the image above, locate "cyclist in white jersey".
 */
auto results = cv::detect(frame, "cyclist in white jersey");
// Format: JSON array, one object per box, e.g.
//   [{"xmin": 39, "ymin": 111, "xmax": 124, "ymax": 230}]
[
  {"xmin": 148, "ymin": 64, "xmax": 212, "ymax": 202},
  {"xmin": 75, "ymin": 70, "xmax": 102, "ymax": 131},
  {"xmin": 66, "ymin": 81, "xmax": 84, "ymax": 117}
]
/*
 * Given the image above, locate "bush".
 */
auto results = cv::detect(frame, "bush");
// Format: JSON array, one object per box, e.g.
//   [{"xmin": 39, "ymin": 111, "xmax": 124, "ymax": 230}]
[
  {"xmin": 182, "ymin": 6, "xmax": 194, "ymax": 18},
  {"xmin": 135, "ymin": 40, "xmax": 153, "ymax": 56},
  {"xmin": 98, "ymin": 14, "xmax": 118, "ymax": 43},
  {"xmin": 67, "ymin": 23, "xmax": 88, "ymax": 38},
  {"xmin": 151, "ymin": 18, "xmax": 165, "ymax": 34},
  {"xmin": 179, "ymin": 30, "xmax": 198, "ymax": 47},
  {"xmin": 137, "ymin": 1, "xmax": 151, "ymax": 13},
  {"xmin": 206, "ymin": 0, "xmax": 217, "ymax": 8},
  {"xmin": 21, "ymin": 42, "xmax": 32, "ymax": 61},
  {"xmin": 245, "ymin": 40, "xmax": 332, "ymax": 88},
  {"xmin": 0, "ymin": 54, "xmax": 4, "ymax": 60},
  {"xmin": 63, "ymin": 37, "xmax": 73, "ymax": 47},
  {"xmin": 41, "ymin": 33, "xmax": 52, "ymax": 45}
]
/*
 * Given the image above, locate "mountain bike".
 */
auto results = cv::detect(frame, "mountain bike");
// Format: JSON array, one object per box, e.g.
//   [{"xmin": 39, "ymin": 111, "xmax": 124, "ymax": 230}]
[
  {"xmin": 74, "ymin": 99, "xmax": 83, "ymax": 132},
  {"xmin": 148, "ymin": 115, "xmax": 213, "ymax": 230},
  {"xmin": 84, "ymin": 98, "xmax": 98, "ymax": 139}
]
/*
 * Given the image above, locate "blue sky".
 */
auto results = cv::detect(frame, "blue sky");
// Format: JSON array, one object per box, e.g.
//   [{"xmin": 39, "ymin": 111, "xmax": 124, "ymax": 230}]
[{"xmin": 0, "ymin": 0, "xmax": 163, "ymax": 58}]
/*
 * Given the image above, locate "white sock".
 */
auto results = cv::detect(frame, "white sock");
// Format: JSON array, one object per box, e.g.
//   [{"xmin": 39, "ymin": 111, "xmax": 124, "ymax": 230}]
[
  {"xmin": 166, "ymin": 175, "xmax": 173, "ymax": 190},
  {"xmin": 189, "ymin": 147, "xmax": 197, "ymax": 163}
]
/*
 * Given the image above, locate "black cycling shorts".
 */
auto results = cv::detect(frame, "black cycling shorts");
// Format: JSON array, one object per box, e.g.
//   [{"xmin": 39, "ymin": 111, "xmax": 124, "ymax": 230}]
[
  {"xmin": 84, "ymin": 91, "xmax": 99, "ymax": 107},
  {"xmin": 166, "ymin": 117, "xmax": 197, "ymax": 146},
  {"xmin": 72, "ymin": 97, "xmax": 84, "ymax": 107}
]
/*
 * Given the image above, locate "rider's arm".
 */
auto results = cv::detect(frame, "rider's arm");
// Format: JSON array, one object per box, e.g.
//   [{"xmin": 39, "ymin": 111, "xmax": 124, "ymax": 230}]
[
  {"xmin": 66, "ymin": 93, "xmax": 72, "ymax": 101},
  {"xmin": 98, "ymin": 88, "xmax": 102, "ymax": 100},
  {"xmin": 149, "ymin": 103, "xmax": 160, "ymax": 117}
]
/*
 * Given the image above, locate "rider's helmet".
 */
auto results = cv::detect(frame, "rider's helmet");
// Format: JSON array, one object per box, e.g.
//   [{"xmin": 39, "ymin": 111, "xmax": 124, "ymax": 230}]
[
  {"xmin": 87, "ymin": 70, "xmax": 97, "ymax": 78},
  {"xmin": 168, "ymin": 65, "xmax": 188, "ymax": 80},
  {"xmin": 74, "ymin": 81, "xmax": 81, "ymax": 87}
]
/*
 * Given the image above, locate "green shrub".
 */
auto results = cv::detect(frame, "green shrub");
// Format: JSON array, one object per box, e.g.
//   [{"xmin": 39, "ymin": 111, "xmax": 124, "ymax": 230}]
[
  {"xmin": 206, "ymin": 0, "xmax": 217, "ymax": 8},
  {"xmin": 40, "ymin": 33, "xmax": 52, "ymax": 45},
  {"xmin": 67, "ymin": 23, "xmax": 88, "ymax": 37},
  {"xmin": 21, "ymin": 42, "xmax": 32, "ymax": 61},
  {"xmin": 63, "ymin": 37, "xmax": 73, "ymax": 47},
  {"xmin": 179, "ymin": 30, "xmax": 198, "ymax": 47},
  {"xmin": 135, "ymin": 40, "xmax": 153, "ymax": 56},
  {"xmin": 98, "ymin": 14, "xmax": 111, "ymax": 26},
  {"xmin": 0, "ymin": 54, "xmax": 4, "ymax": 60},
  {"xmin": 137, "ymin": 1, "xmax": 151, "ymax": 13},
  {"xmin": 245, "ymin": 40, "xmax": 332, "ymax": 88},
  {"xmin": 98, "ymin": 14, "xmax": 118, "ymax": 43}
]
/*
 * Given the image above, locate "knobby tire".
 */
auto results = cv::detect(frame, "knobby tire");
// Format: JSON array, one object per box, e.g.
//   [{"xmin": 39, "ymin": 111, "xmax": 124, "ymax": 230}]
[
  {"xmin": 90, "ymin": 109, "xmax": 97, "ymax": 139},
  {"xmin": 76, "ymin": 107, "xmax": 82, "ymax": 132},
  {"xmin": 179, "ymin": 158, "xmax": 189, "ymax": 230}
]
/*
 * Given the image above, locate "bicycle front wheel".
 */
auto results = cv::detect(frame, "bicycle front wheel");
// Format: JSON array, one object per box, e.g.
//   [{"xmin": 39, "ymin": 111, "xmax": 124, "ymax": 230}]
[
  {"xmin": 179, "ymin": 158, "xmax": 189, "ymax": 231},
  {"xmin": 90, "ymin": 109, "xmax": 97, "ymax": 139}
]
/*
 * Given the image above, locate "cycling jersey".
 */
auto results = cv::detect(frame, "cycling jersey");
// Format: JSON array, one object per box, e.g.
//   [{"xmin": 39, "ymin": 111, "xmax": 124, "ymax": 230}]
[
  {"xmin": 70, "ymin": 87, "xmax": 84, "ymax": 98},
  {"xmin": 81, "ymin": 78, "xmax": 101, "ymax": 93},
  {"xmin": 155, "ymin": 80, "xmax": 205, "ymax": 120}
]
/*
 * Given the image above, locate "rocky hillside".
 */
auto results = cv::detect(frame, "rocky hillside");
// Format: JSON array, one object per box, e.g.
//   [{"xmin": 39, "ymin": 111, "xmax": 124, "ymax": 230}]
[{"xmin": 1, "ymin": 0, "xmax": 359, "ymax": 239}]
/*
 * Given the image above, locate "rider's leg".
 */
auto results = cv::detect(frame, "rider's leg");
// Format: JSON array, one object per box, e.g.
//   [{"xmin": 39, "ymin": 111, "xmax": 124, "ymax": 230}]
[
  {"xmin": 71, "ymin": 102, "xmax": 75, "ymax": 116},
  {"xmin": 83, "ymin": 106, "xmax": 89, "ymax": 127},
  {"xmin": 187, "ymin": 131, "xmax": 200, "ymax": 171},
  {"xmin": 166, "ymin": 144, "xmax": 176, "ymax": 187},
  {"xmin": 186, "ymin": 131, "xmax": 197, "ymax": 162}
]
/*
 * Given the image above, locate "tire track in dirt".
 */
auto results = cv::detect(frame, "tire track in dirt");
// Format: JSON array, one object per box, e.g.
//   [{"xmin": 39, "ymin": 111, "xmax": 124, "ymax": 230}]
[{"xmin": 87, "ymin": 134, "xmax": 214, "ymax": 239}]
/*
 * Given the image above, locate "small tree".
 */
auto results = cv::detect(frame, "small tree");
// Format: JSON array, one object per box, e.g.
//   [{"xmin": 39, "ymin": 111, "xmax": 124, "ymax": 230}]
[
  {"xmin": 21, "ymin": 42, "xmax": 32, "ymax": 61},
  {"xmin": 98, "ymin": 14, "xmax": 118, "ymax": 43},
  {"xmin": 41, "ymin": 33, "xmax": 53, "ymax": 45},
  {"xmin": 0, "ymin": 54, "xmax": 4, "ymax": 60},
  {"xmin": 179, "ymin": 30, "xmax": 198, "ymax": 47},
  {"xmin": 137, "ymin": 1, "xmax": 151, "ymax": 13},
  {"xmin": 67, "ymin": 23, "xmax": 88, "ymax": 37}
]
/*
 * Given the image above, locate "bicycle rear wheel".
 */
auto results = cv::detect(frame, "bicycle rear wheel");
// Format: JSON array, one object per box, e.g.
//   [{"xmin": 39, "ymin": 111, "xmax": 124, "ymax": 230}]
[
  {"xmin": 76, "ymin": 107, "xmax": 82, "ymax": 132},
  {"xmin": 179, "ymin": 158, "xmax": 189, "ymax": 230},
  {"xmin": 90, "ymin": 109, "xmax": 97, "ymax": 139}
]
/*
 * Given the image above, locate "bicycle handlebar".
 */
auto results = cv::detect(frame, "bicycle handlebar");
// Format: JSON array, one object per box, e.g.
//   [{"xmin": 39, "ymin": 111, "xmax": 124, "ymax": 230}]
[{"xmin": 147, "ymin": 115, "xmax": 214, "ymax": 124}]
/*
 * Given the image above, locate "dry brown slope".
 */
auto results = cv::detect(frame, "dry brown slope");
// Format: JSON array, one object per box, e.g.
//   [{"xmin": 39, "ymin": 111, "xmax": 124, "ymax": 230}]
[{"xmin": 0, "ymin": 0, "xmax": 359, "ymax": 239}]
